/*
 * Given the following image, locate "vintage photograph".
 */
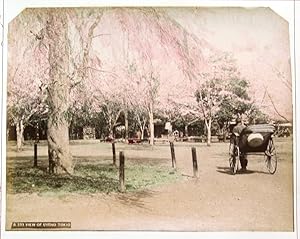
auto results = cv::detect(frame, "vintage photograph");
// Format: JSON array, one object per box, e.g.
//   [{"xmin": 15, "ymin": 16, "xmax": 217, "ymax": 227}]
[{"xmin": 5, "ymin": 7, "xmax": 293, "ymax": 231}]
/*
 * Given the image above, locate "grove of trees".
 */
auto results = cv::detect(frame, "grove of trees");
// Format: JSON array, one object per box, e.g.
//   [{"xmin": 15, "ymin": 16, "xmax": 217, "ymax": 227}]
[{"xmin": 7, "ymin": 8, "xmax": 270, "ymax": 175}]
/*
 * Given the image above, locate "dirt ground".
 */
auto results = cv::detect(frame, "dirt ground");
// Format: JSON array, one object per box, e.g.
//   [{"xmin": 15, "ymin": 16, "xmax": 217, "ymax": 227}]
[{"xmin": 5, "ymin": 137, "xmax": 294, "ymax": 231}]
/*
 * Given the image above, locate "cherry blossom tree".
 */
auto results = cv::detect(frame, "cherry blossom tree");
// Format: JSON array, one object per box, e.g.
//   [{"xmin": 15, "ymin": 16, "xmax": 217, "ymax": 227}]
[
  {"xmin": 215, "ymin": 77, "xmax": 254, "ymax": 139},
  {"xmin": 134, "ymin": 66, "xmax": 160, "ymax": 145},
  {"xmin": 164, "ymin": 51, "xmax": 243, "ymax": 146},
  {"xmin": 45, "ymin": 9, "xmax": 104, "ymax": 174},
  {"xmin": 7, "ymin": 11, "xmax": 48, "ymax": 151},
  {"xmin": 8, "ymin": 8, "xmax": 104, "ymax": 174},
  {"xmin": 193, "ymin": 52, "xmax": 241, "ymax": 145},
  {"xmin": 10, "ymin": 7, "xmax": 245, "ymax": 163},
  {"xmin": 83, "ymin": 63, "xmax": 122, "ymax": 139},
  {"xmin": 109, "ymin": 8, "xmax": 210, "ymax": 145},
  {"xmin": 7, "ymin": 63, "xmax": 42, "ymax": 151}
]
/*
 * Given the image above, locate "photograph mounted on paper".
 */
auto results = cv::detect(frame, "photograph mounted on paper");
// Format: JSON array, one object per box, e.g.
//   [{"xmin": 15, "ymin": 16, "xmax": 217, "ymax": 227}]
[{"xmin": 6, "ymin": 7, "xmax": 293, "ymax": 231}]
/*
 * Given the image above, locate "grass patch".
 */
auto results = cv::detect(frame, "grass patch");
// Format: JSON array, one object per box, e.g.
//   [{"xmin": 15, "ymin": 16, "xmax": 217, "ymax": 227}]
[{"xmin": 7, "ymin": 163, "xmax": 181, "ymax": 195}]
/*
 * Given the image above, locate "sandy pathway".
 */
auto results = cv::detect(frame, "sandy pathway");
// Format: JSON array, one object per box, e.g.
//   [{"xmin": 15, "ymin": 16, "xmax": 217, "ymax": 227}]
[{"xmin": 6, "ymin": 140, "xmax": 294, "ymax": 231}]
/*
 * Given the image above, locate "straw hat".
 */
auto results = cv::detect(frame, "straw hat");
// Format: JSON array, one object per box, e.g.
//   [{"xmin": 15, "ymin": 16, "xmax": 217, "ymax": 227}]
[{"xmin": 247, "ymin": 133, "xmax": 264, "ymax": 147}]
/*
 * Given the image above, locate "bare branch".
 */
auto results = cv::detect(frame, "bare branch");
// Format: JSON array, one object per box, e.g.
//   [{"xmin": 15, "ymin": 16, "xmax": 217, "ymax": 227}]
[
  {"xmin": 264, "ymin": 85, "xmax": 289, "ymax": 122},
  {"xmin": 92, "ymin": 33, "xmax": 111, "ymax": 38}
]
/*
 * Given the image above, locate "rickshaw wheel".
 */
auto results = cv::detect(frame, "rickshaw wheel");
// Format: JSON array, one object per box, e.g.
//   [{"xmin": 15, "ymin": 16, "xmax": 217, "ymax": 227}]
[
  {"xmin": 265, "ymin": 138, "xmax": 277, "ymax": 174},
  {"xmin": 229, "ymin": 143, "xmax": 239, "ymax": 174}
]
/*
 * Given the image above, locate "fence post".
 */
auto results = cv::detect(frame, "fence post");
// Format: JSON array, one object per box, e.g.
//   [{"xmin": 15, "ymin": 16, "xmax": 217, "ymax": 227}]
[
  {"xmin": 33, "ymin": 143, "xmax": 38, "ymax": 167},
  {"xmin": 112, "ymin": 141, "xmax": 116, "ymax": 165},
  {"xmin": 170, "ymin": 142, "xmax": 176, "ymax": 169},
  {"xmin": 119, "ymin": 151, "xmax": 125, "ymax": 193},
  {"xmin": 48, "ymin": 148, "xmax": 54, "ymax": 174},
  {"xmin": 192, "ymin": 147, "xmax": 198, "ymax": 178}
]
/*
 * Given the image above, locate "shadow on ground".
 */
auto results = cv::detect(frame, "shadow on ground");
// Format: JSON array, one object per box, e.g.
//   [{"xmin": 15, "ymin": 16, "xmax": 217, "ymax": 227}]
[
  {"xmin": 7, "ymin": 162, "xmax": 120, "ymax": 194},
  {"xmin": 115, "ymin": 190, "xmax": 155, "ymax": 210},
  {"xmin": 216, "ymin": 166, "xmax": 270, "ymax": 175}
]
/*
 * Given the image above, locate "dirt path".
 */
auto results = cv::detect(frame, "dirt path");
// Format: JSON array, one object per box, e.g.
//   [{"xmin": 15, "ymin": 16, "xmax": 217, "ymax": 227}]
[{"xmin": 6, "ymin": 139, "xmax": 294, "ymax": 231}]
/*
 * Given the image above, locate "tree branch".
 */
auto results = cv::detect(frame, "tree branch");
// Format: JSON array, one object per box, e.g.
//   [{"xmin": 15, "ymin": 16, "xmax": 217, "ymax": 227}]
[{"xmin": 264, "ymin": 86, "xmax": 289, "ymax": 122}]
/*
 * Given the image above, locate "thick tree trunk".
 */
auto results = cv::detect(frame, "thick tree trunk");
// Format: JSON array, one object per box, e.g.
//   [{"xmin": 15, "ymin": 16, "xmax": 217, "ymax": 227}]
[
  {"xmin": 16, "ymin": 119, "xmax": 24, "ymax": 151},
  {"xmin": 149, "ymin": 103, "xmax": 154, "ymax": 146},
  {"xmin": 205, "ymin": 118, "xmax": 212, "ymax": 146},
  {"xmin": 46, "ymin": 10, "xmax": 73, "ymax": 175}
]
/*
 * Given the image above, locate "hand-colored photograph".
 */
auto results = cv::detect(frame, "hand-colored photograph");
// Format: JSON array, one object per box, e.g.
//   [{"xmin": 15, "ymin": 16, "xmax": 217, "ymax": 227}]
[{"xmin": 5, "ymin": 6, "xmax": 293, "ymax": 231}]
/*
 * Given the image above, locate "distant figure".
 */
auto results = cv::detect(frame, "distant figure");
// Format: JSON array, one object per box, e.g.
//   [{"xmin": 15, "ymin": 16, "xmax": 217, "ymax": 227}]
[
  {"xmin": 165, "ymin": 122, "xmax": 172, "ymax": 136},
  {"xmin": 283, "ymin": 128, "xmax": 290, "ymax": 137},
  {"xmin": 173, "ymin": 130, "xmax": 179, "ymax": 141},
  {"xmin": 232, "ymin": 118, "xmax": 247, "ymax": 171}
]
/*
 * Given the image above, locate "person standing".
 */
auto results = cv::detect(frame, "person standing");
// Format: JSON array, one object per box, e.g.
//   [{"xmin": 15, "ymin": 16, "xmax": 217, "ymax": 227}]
[{"xmin": 232, "ymin": 118, "xmax": 248, "ymax": 171}]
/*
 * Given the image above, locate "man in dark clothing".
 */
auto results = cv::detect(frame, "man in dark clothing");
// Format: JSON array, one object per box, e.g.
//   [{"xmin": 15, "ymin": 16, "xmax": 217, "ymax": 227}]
[{"xmin": 232, "ymin": 118, "xmax": 248, "ymax": 171}]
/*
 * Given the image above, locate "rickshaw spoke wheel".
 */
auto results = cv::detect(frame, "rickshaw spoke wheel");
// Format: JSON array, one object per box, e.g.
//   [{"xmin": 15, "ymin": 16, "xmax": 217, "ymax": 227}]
[
  {"xmin": 229, "ymin": 144, "xmax": 239, "ymax": 175},
  {"xmin": 265, "ymin": 138, "xmax": 277, "ymax": 174}
]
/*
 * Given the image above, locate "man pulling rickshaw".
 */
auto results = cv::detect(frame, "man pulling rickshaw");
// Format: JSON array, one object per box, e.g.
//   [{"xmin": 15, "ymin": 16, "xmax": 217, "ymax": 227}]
[
  {"xmin": 231, "ymin": 118, "xmax": 248, "ymax": 172},
  {"xmin": 229, "ymin": 118, "xmax": 277, "ymax": 175}
]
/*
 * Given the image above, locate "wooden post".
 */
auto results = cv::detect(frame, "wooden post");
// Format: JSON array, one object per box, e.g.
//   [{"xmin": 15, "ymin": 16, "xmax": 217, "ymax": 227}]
[
  {"xmin": 33, "ymin": 143, "xmax": 38, "ymax": 167},
  {"xmin": 35, "ymin": 122, "xmax": 40, "ymax": 143},
  {"xmin": 119, "ymin": 151, "xmax": 125, "ymax": 192},
  {"xmin": 48, "ymin": 148, "xmax": 54, "ymax": 174},
  {"xmin": 112, "ymin": 142, "xmax": 116, "ymax": 165},
  {"xmin": 170, "ymin": 142, "xmax": 176, "ymax": 169},
  {"xmin": 192, "ymin": 147, "xmax": 198, "ymax": 178},
  {"xmin": 34, "ymin": 121, "xmax": 39, "ymax": 168}
]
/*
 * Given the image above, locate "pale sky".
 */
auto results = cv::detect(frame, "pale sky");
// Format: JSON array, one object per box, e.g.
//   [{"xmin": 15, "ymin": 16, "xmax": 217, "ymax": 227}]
[{"xmin": 166, "ymin": 7, "xmax": 292, "ymax": 121}]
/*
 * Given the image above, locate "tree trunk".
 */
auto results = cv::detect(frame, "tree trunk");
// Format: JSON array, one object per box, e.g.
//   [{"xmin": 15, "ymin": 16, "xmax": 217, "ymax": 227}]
[
  {"xmin": 46, "ymin": 10, "xmax": 73, "ymax": 175},
  {"xmin": 107, "ymin": 115, "xmax": 114, "ymax": 139},
  {"xmin": 108, "ymin": 118, "xmax": 114, "ymax": 139},
  {"xmin": 124, "ymin": 110, "xmax": 129, "ymax": 142},
  {"xmin": 205, "ymin": 118, "xmax": 212, "ymax": 146},
  {"xmin": 149, "ymin": 103, "xmax": 154, "ymax": 146},
  {"xmin": 110, "ymin": 128, "xmax": 114, "ymax": 139},
  {"xmin": 223, "ymin": 131, "xmax": 227, "ymax": 142},
  {"xmin": 222, "ymin": 123, "xmax": 228, "ymax": 142},
  {"xmin": 141, "ymin": 120, "xmax": 146, "ymax": 140},
  {"xmin": 141, "ymin": 128, "xmax": 144, "ymax": 140},
  {"xmin": 16, "ymin": 119, "xmax": 24, "ymax": 151},
  {"xmin": 7, "ymin": 126, "xmax": 10, "ymax": 142},
  {"xmin": 184, "ymin": 124, "xmax": 189, "ymax": 137},
  {"xmin": 137, "ymin": 113, "xmax": 146, "ymax": 140}
]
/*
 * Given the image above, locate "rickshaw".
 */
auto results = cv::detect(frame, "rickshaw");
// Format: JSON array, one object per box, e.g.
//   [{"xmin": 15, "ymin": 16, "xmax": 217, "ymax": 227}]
[{"xmin": 229, "ymin": 124, "xmax": 277, "ymax": 175}]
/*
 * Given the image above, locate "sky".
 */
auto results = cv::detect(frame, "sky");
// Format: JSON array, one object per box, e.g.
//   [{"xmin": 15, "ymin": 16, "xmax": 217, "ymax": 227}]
[{"xmin": 166, "ymin": 7, "xmax": 292, "ymax": 121}]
